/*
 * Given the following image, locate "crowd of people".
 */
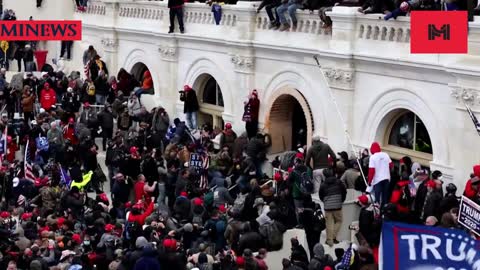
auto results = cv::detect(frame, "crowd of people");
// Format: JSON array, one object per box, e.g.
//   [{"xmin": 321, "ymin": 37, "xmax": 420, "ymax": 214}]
[
  {"xmin": 0, "ymin": 3, "xmax": 478, "ymax": 270},
  {"xmin": 0, "ymin": 40, "xmax": 476, "ymax": 270}
]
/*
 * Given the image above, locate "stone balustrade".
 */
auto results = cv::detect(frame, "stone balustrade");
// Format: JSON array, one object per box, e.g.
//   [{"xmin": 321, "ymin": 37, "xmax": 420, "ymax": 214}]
[
  {"xmin": 356, "ymin": 14, "xmax": 410, "ymax": 43},
  {"xmin": 119, "ymin": 2, "xmax": 164, "ymax": 20},
  {"xmin": 76, "ymin": 0, "xmax": 479, "ymax": 61},
  {"xmin": 85, "ymin": 1, "xmax": 106, "ymax": 15}
]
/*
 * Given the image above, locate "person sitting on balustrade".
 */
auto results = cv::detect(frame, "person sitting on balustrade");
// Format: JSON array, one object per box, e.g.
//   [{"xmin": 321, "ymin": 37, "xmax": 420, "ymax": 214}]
[{"xmin": 276, "ymin": 0, "xmax": 304, "ymax": 31}]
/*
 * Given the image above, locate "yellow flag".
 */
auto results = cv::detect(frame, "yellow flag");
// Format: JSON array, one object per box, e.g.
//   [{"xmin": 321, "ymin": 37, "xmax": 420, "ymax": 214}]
[{"xmin": 0, "ymin": 41, "xmax": 8, "ymax": 53}]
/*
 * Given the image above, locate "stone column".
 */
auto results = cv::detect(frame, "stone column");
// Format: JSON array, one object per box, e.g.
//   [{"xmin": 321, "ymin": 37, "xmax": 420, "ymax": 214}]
[
  {"xmin": 158, "ymin": 40, "xmax": 180, "ymax": 114},
  {"xmin": 229, "ymin": 51, "xmax": 255, "ymax": 134},
  {"xmin": 99, "ymin": 0, "xmax": 120, "ymax": 74}
]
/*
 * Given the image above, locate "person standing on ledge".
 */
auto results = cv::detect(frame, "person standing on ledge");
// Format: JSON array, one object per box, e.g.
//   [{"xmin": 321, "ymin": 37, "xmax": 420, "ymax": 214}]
[
  {"xmin": 180, "ymin": 85, "xmax": 199, "ymax": 130},
  {"xmin": 168, "ymin": 0, "xmax": 185, "ymax": 34},
  {"xmin": 242, "ymin": 89, "xmax": 260, "ymax": 139}
]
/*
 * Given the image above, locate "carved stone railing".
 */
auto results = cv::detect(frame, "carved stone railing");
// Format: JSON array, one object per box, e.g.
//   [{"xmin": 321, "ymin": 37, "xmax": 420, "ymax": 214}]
[
  {"xmin": 256, "ymin": 10, "xmax": 331, "ymax": 36},
  {"xmin": 119, "ymin": 2, "xmax": 164, "ymax": 20},
  {"xmin": 183, "ymin": 4, "xmax": 238, "ymax": 26},
  {"xmin": 84, "ymin": 1, "xmax": 106, "ymax": 15},
  {"xmin": 356, "ymin": 14, "xmax": 410, "ymax": 43}
]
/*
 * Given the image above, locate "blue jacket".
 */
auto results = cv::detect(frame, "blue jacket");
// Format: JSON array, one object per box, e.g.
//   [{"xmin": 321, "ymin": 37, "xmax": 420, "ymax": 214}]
[{"xmin": 133, "ymin": 246, "xmax": 161, "ymax": 270}]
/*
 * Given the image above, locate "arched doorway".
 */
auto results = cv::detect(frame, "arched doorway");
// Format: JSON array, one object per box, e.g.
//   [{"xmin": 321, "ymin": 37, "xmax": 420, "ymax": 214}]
[
  {"xmin": 265, "ymin": 89, "xmax": 313, "ymax": 153},
  {"xmin": 130, "ymin": 62, "xmax": 153, "ymax": 94},
  {"xmin": 380, "ymin": 109, "xmax": 433, "ymax": 167},
  {"xmin": 194, "ymin": 74, "xmax": 224, "ymax": 130}
]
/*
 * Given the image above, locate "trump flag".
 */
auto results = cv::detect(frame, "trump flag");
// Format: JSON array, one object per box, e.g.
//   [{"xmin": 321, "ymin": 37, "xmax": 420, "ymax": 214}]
[{"xmin": 381, "ymin": 222, "xmax": 480, "ymax": 270}]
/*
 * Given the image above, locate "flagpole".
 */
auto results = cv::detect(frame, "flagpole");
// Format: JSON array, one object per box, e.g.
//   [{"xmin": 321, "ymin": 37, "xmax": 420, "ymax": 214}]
[
  {"xmin": 24, "ymin": 139, "xmax": 29, "ymax": 178},
  {"xmin": 3, "ymin": 125, "xmax": 7, "ymax": 158},
  {"xmin": 312, "ymin": 55, "xmax": 369, "ymax": 188}
]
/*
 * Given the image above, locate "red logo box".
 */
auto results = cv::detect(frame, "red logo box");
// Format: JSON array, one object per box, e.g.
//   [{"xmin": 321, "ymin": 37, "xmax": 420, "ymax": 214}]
[
  {"xmin": 0, "ymin": 20, "xmax": 82, "ymax": 41},
  {"xmin": 410, "ymin": 11, "xmax": 468, "ymax": 54}
]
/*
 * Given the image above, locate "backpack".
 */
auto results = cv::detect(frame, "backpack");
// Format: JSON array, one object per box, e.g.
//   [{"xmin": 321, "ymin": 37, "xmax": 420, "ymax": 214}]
[
  {"xmin": 231, "ymin": 193, "xmax": 247, "ymax": 215},
  {"xmin": 259, "ymin": 221, "xmax": 285, "ymax": 251},
  {"xmin": 192, "ymin": 212, "xmax": 204, "ymax": 226},
  {"xmin": 204, "ymin": 191, "xmax": 214, "ymax": 208},
  {"xmin": 298, "ymin": 169, "xmax": 314, "ymax": 194},
  {"xmin": 124, "ymin": 220, "xmax": 142, "ymax": 241},
  {"xmin": 312, "ymin": 208, "xmax": 326, "ymax": 232},
  {"xmin": 87, "ymin": 82, "xmax": 95, "ymax": 96}
]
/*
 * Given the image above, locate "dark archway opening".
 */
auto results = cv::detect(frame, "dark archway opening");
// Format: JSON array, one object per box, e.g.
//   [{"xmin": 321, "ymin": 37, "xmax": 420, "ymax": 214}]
[
  {"xmin": 268, "ymin": 94, "xmax": 307, "ymax": 153},
  {"xmin": 130, "ymin": 62, "xmax": 154, "ymax": 95}
]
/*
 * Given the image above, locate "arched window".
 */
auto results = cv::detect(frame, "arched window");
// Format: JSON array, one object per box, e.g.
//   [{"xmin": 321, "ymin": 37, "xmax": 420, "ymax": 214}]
[
  {"xmin": 203, "ymin": 77, "xmax": 224, "ymax": 107},
  {"xmin": 196, "ymin": 74, "xmax": 224, "ymax": 130},
  {"xmin": 387, "ymin": 111, "xmax": 432, "ymax": 154},
  {"xmin": 130, "ymin": 62, "xmax": 154, "ymax": 95}
]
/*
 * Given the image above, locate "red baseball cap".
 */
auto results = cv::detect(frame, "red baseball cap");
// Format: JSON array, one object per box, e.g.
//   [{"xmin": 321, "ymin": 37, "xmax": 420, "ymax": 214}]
[
  {"xmin": 225, "ymin": 123, "xmax": 232, "ymax": 129},
  {"xmin": 105, "ymin": 224, "xmax": 115, "ymax": 232},
  {"xmin": 218, "ymin": 205, "xmax": 226, "ymax": 213},
  {"xmin": 68, "ymin": 118, "xmax": 75, "ymax": 124},
  {"xmin": 236, "ymin": 256, "xmax": 245, "ymax": 266},
  {"xmin": 193, "ymin": 198, "xmax": 203, "ymax": 206},
  {"xmin": 72, "ymin": 234, "xmax": 82, "ymax": 245},
  {"xmin": 163, "ymin": 238, "xmax": 177, "ymax": 251},
  {"xmin": 0, "ymin": 211, "xmax": 10, "ymax": 219},
  {"xmin": 57, "ymin": 217, "xmax": 66, "ymax": 227},
  {"xmin": 21, "ymin": 212, "xmax": 33, "ymax": 221},
  {"xmin": 83, "ymin": 102, "xmax": 90, "ymax": 107},
  {"xmin": 180, "ymin": 191, "xmax": 188, "ymax": 197},
  {"xmin": 358, "ymin": 195, "xmax": 369, "ymax": 205},
  {"xmin": 274, "ymin": 172, "xmax": 282, "ymax": 182}
]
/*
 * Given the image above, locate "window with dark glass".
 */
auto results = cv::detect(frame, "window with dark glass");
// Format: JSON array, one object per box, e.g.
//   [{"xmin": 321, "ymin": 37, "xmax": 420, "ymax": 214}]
[
  {"xmin": 388, "ymin": 112, "xmax": 432, "ymax": 154},
  {"xmin": 203, "ymin": 77, "xmax": 224, "ymax": 107}
]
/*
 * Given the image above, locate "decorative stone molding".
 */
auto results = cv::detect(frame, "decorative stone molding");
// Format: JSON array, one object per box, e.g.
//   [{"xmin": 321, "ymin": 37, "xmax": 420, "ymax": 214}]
[
  {"xmin": 158, "ymin": 46, "xmax": 177, "ymax": 62},
  {"xmin": 450, "ymin": 85, "xmax": 479, "ymax": 106},
  {"xmin": 101, "ymin": 38, "xmax": 118, "ymax": 49},
  {"xmin": 322, "ymin": 67, "xmax": 354, "ymax": 90},
  {"xmin": 230, "ymin": 54, "xmax": 255, "ymax": 73}
]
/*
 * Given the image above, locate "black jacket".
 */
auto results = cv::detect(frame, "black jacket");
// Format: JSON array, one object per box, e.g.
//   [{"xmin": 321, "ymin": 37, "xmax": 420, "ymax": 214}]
[
  {"xmin": 180, "ymin": 90, "xmax": 199, "ymax": 113},
  {"xmin": 319, "ymin": 177, "xmax": 346, "ymax": 211},
  {"xmin": 98, "ymin": 109, "xmax": 115, "ymax": 129},
  {"xmin": 168, "ymin": 0, "xmax": 184, "ymax": 8}
]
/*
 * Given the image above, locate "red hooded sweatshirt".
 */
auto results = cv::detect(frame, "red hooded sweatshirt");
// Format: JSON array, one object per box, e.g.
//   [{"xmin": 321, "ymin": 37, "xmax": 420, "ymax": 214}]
[
  {"xmin": 142, "ymin": 70, "xmax": 153, "ymax": 89},
  {"xmin": 40, "ymin": 87, "xmax": 57, "ymax": 110},
  {"xmin": 134, "ymin": 179, "xmax": 146, "ymax": 202},
  {"xmin": 368, "ymin": 142, "xmax": 393, "ymax": 185},
  {"xmin": 464, "ymin": 165, "xmax": 480, "ymax": 199},
  {"xmin": 127, "ymin": 201, "xmax": 154, "ymax": 226},
  {"xmin": 390, "ymin": 180, "xmax": 411, "ymax": 214}
]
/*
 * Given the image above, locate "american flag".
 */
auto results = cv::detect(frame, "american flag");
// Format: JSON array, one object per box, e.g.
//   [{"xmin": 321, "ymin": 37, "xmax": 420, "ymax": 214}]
[
  {"xmin": 465, "ymin": 103, "xmax": 480, "ymax": 136},
  {"xmin": 340, "ymin": 244, "xmax": 354, "ymax": 269},
  {"xmin": 84, "ymin": 61, "xmax": 90, "ymax": 80},
  {"xmin": 199, "ymin": 153, "xmax": 210, "ymax": 190},
  {"xmin": 24, "ymin": 140, "xmax": 36, "ymax": 182}
]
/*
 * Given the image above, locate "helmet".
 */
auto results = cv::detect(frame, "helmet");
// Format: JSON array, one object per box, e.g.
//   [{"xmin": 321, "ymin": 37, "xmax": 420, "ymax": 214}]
[{"xmin": 446, "ymin": 183, "xmax": 457, "ymax": 194}]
